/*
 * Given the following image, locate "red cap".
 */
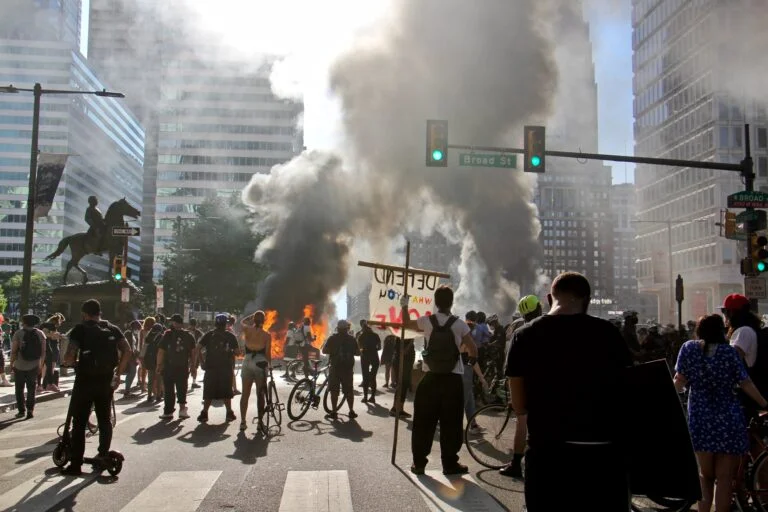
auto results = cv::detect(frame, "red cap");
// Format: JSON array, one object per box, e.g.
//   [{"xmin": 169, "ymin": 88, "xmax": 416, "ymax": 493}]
[{"xmin": 722, "ymin": 293, "xmax": 750, "ymax": 311}]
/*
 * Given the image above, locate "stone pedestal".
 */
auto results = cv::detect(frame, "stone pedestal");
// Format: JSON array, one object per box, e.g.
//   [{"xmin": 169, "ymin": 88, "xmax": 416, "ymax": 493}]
[{"xmin": 51, "ymin": 280, "xmax": 143, "ymax": 329}]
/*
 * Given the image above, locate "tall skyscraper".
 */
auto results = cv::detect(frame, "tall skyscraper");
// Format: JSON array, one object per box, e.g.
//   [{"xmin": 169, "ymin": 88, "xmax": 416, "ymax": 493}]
[
  {"xmin": 631, "ymin": 0, "xmax": 768, "ymax": 323},
  {"xmin": 535, "ymin": 5, "xmax": 615, "ymax": 307}
]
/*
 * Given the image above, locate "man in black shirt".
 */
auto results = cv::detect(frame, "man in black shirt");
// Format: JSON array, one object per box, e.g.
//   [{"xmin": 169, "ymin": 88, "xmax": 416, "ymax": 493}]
[
  {"xmin": 157, "ymin": 314, "xmax": 196, "ymax": 420},
  {"xmin": 61, "ymin": 299, "xmax": 131, "ymax": 476},
  {"xmin": 506, "ymin": 272, "xmax": 633, "ymax": 511},
  {"xmin": 322, "ymin": 320, "xmax": 359, "ymax": 420},
  {"xmin": 357, "ymin": 320, "xmax": 381, "ymax": 404}
]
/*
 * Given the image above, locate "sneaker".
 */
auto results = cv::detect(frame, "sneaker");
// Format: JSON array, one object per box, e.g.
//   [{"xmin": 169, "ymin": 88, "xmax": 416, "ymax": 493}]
[
  {"xmin": 358, "ymin": 382, "xmax": 364, "ymax": 387},
  {"xmin": 197, "ymin": 411, "xmax": 208, "ymax": 423},
  {"xmin": 145, "ymin": 395, "xmax": 154, "ymax": 403},
  {"xmin": 0, "ymin": 380, "xmax": 13, "ymax": 387},
  {"xmin": 226, "ymin": 411, "xmax": 237, "ymax": 422},
  {"xmin": 239, "ymin": 421, "xmax": 247, "ymax": 431},
  {"xmin": 159, "ymin": 412, "xmax": 174, "ymax": 420},
  {"xmin": 443, "ymin": 464, "xmax": 469, "ymax": 476},
  {"xmin": 26, "ymin": 411, "xmax": 33, "ymax": 419},
  {"xmin": 60, "ymin": 465, "xmax": 83, "ymax": 476},
  {"xmin": 35, "ymin": 385, "xmax": 44, "ymax": 394},
  {"xmin": 14, "ymin": 411, "xmax": 25, "ymax": 419},
  {"xmin": 325, "ymin": 412, "xmax": 338, "ymax": 420},
  {"xmin": 348, "ymin": 410, "xmax": 358, "ymax": 419},
  {"xmin": 389, "ymin": 408, "xmax": 411, "ymax": 418},
  {"xmin": 361, "ymin": 397, "xmax": 368, "ymax": 404},
  {"xmin": 179, "ymin": 407, "xmax": 190, "ymax": 419},
  {"xmin": 499, "ymin": 462, "xmax": 523, "ymax": 478},
  {"xmin": 191, "ymin": 383, "xmax": 201, "ymax": 389},
  {"xmin": 383, "ymin": 383, "xmax": 389, "ymax": 389},
  {"xmin": 410, "ymin": 465, "xmax": 425, "ymax": 476},
  {"xmin": 369, "ymin": 396, "xmax": 377, "ymax": 405}
]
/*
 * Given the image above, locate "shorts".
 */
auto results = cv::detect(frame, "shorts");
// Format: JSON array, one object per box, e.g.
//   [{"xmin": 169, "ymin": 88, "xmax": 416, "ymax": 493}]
[
  {"xmin": 242, "ymin": 353, "xmax": 267, "ymax": 381},
  {"xmin": 328, "ymin": 365, "xmax": 353, "ymax": 396},
  {"xmin": 203, "ymin": 366, "xmax": 235, "ymax": 400}
]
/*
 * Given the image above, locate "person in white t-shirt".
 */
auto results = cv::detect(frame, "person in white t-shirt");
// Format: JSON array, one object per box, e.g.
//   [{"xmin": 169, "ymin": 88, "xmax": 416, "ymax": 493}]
[
  {"xmin": 402, "ymin": 285, "xmax": 477, "ymax": 476},
  {"xmin": 721, "ymin": 293, "xmax": 761, "ymax": 368}
]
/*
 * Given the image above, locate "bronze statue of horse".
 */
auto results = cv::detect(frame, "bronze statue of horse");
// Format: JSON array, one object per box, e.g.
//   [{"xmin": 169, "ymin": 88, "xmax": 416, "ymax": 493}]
[{"xmin": 44, "ymin": 198, "xmax": 140, "ymax": 284}]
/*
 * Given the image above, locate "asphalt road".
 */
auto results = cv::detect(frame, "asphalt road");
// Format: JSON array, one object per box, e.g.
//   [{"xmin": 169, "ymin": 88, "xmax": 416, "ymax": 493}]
[{"xmin": 0, "ymin": 367, "xmax": 530, "ymax": 512}]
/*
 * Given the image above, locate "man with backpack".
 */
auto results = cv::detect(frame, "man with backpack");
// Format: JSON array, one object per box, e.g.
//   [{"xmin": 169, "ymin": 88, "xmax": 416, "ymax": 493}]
[
  {"xmin": 357, "ymin": 320, "xmax": 381, "ymax": 404},
  {"xmin": 401, "ymin": 285, "xmax": 478, "ymax": 476},
  {"xmin": 9, "ymin": 314, "xmax": 46, "ymax": 419},
  {"xmin": 60, "ymin": 299, "xmax": 132, "ymax": 476},
  {"xmin": 196, "ymin": 314, "xmax": 239, "ymax": 423},
  {"xmin": 322, "ymin": 320, "xmax": 359, "ymax": 420},
  {"xmin": 143, "ymin": 318, "xmax": 165, "ymax": 403},
  {"xmin": 157, "ymin": 314, "xmax": 197, "ymax": 420}
]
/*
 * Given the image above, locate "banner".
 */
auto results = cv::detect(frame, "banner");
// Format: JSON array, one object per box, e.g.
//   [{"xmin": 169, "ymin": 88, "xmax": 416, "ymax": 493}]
[
  {"xmin": 368, "ymin": 267, "xmax": 442, "ymax": 337},
  {"xmin": 34, "ymin": 153, "xmax": 68, "ymax": 220}
]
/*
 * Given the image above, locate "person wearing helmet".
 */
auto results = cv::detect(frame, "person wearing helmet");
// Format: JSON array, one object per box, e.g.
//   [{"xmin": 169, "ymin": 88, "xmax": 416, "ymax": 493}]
[
  {"xmin": 518, "ymin": 295, "xmax": 542, "ymax": 322},
  {"xmin": 721, "ymin": 294, "xmax": 761, "ymax": 369},
  {"xmin": 322, "ymin": 320, "xmax": 360, "ymax": 419},
  {"xmin": 196, "ymin": 314, "xmax": 239, "ymax": 424}
]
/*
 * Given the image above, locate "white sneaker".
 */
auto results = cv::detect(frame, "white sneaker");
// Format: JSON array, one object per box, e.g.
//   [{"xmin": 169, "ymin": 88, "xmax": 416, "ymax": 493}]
[
  {"xmin": 0, "ymin": 380, "xmax": 11, "ymax": 387},
  {"xmin": 159, "ymin": 413, "xmax": 174, "ymax": 420},
  {"xmin": 179, "ymin": 407, "xmax": 190, "ymax": 419}
]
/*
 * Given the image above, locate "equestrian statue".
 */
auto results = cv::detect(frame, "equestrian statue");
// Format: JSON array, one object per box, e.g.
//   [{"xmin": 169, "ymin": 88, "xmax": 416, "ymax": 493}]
[{"xmin": 44, "ymin": 196, "xmax": 140, "ymax": 284}]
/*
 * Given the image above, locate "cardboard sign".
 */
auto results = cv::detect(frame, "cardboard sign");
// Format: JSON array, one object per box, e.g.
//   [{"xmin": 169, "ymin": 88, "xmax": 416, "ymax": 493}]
[{"xmin": 368, "ymin": 267, "xmax": 442, "ymax": 337}]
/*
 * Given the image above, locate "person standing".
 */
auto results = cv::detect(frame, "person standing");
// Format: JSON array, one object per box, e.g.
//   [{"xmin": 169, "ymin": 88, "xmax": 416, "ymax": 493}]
[
  {"xmin": 299, "ymin": 317, "xmax": 317, "ymax": 377},
  {"xmin": 402, "ymin": 286, "xmax": 477, "ymax": 476},
  {"xmin": 189, "ymin": 318, "xmax": 204, "ymax": 389},
  {"xmin": 357, "ymin": 320, "xmax": 381, "ymax": 404},
  {"xmin": 60, "ymin": 299, "xmax": 131, "ymax": 476},
  {"xmin": 381, "ymin": 333, "xmax": 397, "ymax": 388},
  {"xmin": 506, "ymin": 272, "xmax": 633, "ymax": 511},
  {"xmin": 390, "ymin": 337, "xmax": 415, "ymax": 418},
  {"xmin": 10, "ymin": 315, "xmax": 45, "ymax": 419},
  {"xmin": 239, "ymin": 311, "xmax": 271, "ymax": 431},
  {"xmin": 41, "ymin": 314, "xmax": 64, "ymax": 392},
  {"xmin": 122, "ymin": 320, "xmax": 141, "ymax": 396},
  {"xmin": 157, "ymin": 314, "xmax": 196, "ymax": 420},
  {"xmin": 197, "ymin": 314, "xmax": 239, "ymax": 423},
  {"xmin": 322, "ymin": 320, "xmax": 359, "ymax": 420}
]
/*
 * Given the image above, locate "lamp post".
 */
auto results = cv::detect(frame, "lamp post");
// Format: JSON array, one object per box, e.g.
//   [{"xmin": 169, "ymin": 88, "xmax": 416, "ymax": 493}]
[{"xmin": 0, "ymin": 84, "xmax": 124, "ymax": 315}]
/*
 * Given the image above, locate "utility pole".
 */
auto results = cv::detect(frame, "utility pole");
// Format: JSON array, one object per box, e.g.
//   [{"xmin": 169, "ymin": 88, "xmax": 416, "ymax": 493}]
[{"xmin": 741, "ymin": 125, "xmax": 758, "ymax": 312}]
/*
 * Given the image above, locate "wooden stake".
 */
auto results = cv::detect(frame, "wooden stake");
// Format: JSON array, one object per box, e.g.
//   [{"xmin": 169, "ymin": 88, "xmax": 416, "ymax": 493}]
[{"xmin": 391, "ymin": 240, "xmax": 410, "ymax": 465}]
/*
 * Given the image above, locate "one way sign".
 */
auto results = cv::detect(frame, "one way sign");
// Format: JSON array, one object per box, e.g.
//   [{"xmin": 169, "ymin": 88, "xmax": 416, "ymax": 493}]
[{"xmin": 112, "ymin": 226, "xmax": 140, "ymax": 236}]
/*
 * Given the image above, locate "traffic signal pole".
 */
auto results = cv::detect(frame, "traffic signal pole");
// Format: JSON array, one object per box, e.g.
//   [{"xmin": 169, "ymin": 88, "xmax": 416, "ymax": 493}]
[{"xmin": 742, "ymin": 125, "xmax": 757, "ymax": 311}]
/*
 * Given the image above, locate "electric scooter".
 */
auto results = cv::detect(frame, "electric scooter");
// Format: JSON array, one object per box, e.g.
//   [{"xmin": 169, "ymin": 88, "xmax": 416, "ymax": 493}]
[{"xmin": 52, "ymin": 393, "xmax": 124, "ymax": 476}]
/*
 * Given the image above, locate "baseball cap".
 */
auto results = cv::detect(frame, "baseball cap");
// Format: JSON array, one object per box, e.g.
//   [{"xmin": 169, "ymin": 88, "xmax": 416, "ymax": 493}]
[
  {"xmin": 215, "ymin": 314, "xmax": 229, "ymax": 326},
  {"xmin": 169, "ymin": 314, "xmax": 184, "ymax": 324},
  {"xmin": 721, "ymin": 293, "xmax": 750, "ymax": 311}
]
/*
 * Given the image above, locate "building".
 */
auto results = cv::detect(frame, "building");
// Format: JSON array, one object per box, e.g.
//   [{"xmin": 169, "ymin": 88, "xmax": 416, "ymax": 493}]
[
  {"xmin": 0, "ymin": 4, "xmax": 144, "ymax": 286},
  {"xmin": 534, "ymin": 6, "xmax": 615, "ymax": 310},
  {"xmin": 611, "ymin": 183, "xmax": 658, "ymax": 320},
  {"xmin": 631, "ymin": 0, "xmax": 768, "ymax": 323},
  {"xmin": 346, "ymin": 286, "xmax": 370, "ymax": 326}
]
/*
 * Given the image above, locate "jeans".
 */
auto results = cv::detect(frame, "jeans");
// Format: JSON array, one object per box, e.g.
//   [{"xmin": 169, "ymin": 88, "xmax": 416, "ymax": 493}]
[
  {"xmin": 70, "ymin": 378, "xmax": 113, "ymax": 467},
  {"xmin": 361, "ymin": 355, "xmax": 379, "ymax": 396},
  {"xmin": 42, "ymin": 354, "xmax": 56, "ymax": 387},
  {"xmin": 412, "ymin": 372, "xmax": 464, "ymax": 469},
  {"xmin": 163, "ymin": 366, "xmax": 189, "ymax": 414},
  {"xmin": 461, "ymin": 363, "xmax": 476, "ymax": 423},
  {"xmin": 124, "ymin": 361, "xmax": 137, "ymax": 392},
  {"xmin": 14, "ymin": 368, "xmax": 38, "ymax": 413}
]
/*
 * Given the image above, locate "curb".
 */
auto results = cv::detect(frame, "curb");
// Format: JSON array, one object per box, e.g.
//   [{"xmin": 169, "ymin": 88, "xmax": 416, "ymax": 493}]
[{"xmin": 0, "ymin": 389, "xmax": 71, "ymax": 414}]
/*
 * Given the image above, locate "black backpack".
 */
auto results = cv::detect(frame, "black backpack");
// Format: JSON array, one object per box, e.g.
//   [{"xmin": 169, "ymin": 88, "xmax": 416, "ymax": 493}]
[
  {"xmin": 20, "ymin": 329, "xmax": 42, "ymax": 360},
  {"xmin": 423, "ymin": 315, "xmax": 460, "ymax": 374},
  {"xmin": 203, "ymin": 330, "xmax": 233, "ymax": 370},
  {"xmin": 333, "ymin": 334, "xmax": 356, "ymax": 370},
  {"xmin": 77, "ymin": 322, "xmax": 120, "ymax": 377},
  {"xmin": 751, "ymin": 328, "xmax": 768, "ymax": 398}
]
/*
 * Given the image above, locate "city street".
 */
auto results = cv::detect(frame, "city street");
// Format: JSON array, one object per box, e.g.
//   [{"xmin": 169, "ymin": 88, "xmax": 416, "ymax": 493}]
[{"xmin": 0, "ymin": 367, "xmax": 527, "ymax": 512}]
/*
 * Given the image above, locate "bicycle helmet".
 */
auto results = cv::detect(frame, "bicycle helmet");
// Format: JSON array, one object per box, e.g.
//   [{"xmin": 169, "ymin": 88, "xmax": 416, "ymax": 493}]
[
  {"xmin": 517, "ymin": 295, "xmax": 540, "ymax": 316},
  {"xmin": 487, "ymin": 314, "xmax": 499, "ymax": 324}
]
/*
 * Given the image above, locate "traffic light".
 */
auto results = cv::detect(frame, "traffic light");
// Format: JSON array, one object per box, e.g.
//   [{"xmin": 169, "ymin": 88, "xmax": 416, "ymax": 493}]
[
  {"xmin": 752, "ymin": 233, "xmax": 768, "ymax": 273},
  {"xmin": 426, "ymin": 120, "xmax": 448, "ymax": 167},
  {"xmin": 724, "ymin": 210, "xmax": 737, "ymax": 238},
  {"xmin": 524, "ymin": 125, "xmax": 545, "ymax": 173},
  {"xmin": 112, "ymin": 255, "xmax": 123, "ymax": 281}
]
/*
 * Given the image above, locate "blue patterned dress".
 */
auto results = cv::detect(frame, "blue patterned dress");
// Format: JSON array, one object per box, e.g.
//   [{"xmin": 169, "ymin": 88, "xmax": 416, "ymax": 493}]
[{"xmin": 675, "ymin": 340, "xmax": 749, "ymax": 454}]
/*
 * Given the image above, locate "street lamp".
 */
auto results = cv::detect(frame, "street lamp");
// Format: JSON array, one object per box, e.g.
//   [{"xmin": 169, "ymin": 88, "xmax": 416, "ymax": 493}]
[{"xmin": 0, "ymin": 83, "xmax": 125, "ymax": 315}]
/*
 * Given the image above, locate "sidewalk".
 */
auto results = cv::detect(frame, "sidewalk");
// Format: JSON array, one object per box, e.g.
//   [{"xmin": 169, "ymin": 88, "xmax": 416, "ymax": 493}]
[{"xmin": 0, "ymin": 367, "xmax": 74, "ymax": 414}]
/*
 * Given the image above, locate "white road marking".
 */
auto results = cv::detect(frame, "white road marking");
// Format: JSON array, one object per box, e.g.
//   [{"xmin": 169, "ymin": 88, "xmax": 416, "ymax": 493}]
[
  {"xmin": 0, "ymin": 444, "xmax": 53, "ymax": 459},
  {"xmin": 0, "ymin": 473, "xmax": 96, "ymax": 512},
  {"xmin": 407, "ymin": 470, "xmax": 505, "ymax": 512},
  {"xmin": 0, "ymin": 456, "xmax": 48, "ymax": 479},
  {"xmin": 120, "ymin": 471, "xmax": 222, "ymax": 512},
  {"xmin": 278, "ymin": 470, "xmax": 353, "ymax": 512}
]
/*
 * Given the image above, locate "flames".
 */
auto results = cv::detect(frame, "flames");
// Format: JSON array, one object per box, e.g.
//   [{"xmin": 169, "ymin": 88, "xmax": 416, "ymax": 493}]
[{"xmin": 265, "ymin": 305, "xmax": 328, "ymax": 359}]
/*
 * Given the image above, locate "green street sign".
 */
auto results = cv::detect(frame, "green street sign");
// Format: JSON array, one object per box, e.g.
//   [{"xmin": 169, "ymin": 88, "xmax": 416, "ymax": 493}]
[
  {"xmin": 737, "ymin": 211, "xmax": 759, "ymax": 222},
  {"xmin": 728, "ymin": 190, "xmax": 768, "ymax": 208},
  {"xmin": 459, "ymin": 153, "xmax": 517, "ymax": 169}
]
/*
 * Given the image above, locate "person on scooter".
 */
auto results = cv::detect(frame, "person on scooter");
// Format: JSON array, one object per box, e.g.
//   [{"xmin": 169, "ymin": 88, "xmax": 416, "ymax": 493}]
[{"xmin": 60, "ymin": 299, "xmax": 132, "ymax": 476}]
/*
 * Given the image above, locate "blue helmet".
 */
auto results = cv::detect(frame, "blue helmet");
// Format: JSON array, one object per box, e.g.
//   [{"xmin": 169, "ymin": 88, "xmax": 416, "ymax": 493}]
[{"xmin": 215, "ymin": 314, "xmax": 229, "ymax": 326}]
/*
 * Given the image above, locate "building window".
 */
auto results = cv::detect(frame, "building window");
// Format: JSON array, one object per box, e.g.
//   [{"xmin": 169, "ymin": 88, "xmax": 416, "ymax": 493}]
[
  {"xmin": 733, "ymin": 127, "xmax": 743, "ymax": 148},
  {"xmin": 719, "ymin": 126, "xmax": 729, "ymax": 147},
  {"xmin": 758, "ymin": 128, "xmax": 767, "ymax": 149},
  {"xmin": 759, "ymin": 157, "xmax": 768, "ymax": 178}
]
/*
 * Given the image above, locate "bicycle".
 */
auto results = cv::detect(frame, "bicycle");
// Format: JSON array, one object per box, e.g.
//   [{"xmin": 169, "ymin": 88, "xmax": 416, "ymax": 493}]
[
  {"xmin": 285, "ymin": 350, "xmax": 324, "ymax": 382},
  {"xmin": 253, "ymin": 365, "xmax": 285, "ymax": 436},
  {"xmin": 287, "ymin": 360, "xmax": 347, "ymax": 421}
]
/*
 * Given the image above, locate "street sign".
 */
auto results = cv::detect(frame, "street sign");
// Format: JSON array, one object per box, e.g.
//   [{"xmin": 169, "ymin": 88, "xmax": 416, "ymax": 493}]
[
  {"xmin": 745, "ymin": 276, "xmax": 767, "ymax": 300},
  {"xmin": 156, "ymin": 285, "xmax": 164, "ymax": 310},
  {"xmin": 728, "ymin": 191, "xmax": 768, "ymax": 208},
  {"xmin": 459, "ymin": 153, "xmax": 517, "ymax": 169},
  {"xmin": 737, "ymin": 210, "xmax": 768, "ymax": 232},
  {"xmin": 112, "ymin": 226, "xmax": 140, "ymax": 236}
]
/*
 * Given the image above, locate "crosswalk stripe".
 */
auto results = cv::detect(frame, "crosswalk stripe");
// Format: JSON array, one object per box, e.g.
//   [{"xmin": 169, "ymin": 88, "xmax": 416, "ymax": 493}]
[
  {"xmin": 0, "ymin": 473, "xmax": 96, "ymax": 512},
  {"xmin": 407, "ymin": 470, "xmax": 506, "ymax": 512},
  {"xmin": 279, "ymin": 470, "xmax": 353, "ymax": 512},
  {"xmin": 119, "ymin": 471, "xmax": 222, "ymax": 512},
  {"xmin": 0, "ymin": 456, "xmax": 48, "ymax": 479},
  {"xmin": 0, "ymin": 444, "xmax": 53, "ymax": 459}
]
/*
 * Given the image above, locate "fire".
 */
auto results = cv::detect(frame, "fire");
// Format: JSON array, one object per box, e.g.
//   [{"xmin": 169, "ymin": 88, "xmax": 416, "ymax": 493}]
[{"xmin": 266, "ymin": 305, "xmax": 328, "ymax": 359}]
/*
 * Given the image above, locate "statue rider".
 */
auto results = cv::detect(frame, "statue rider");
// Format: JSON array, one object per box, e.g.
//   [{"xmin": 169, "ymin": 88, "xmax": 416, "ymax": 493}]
[{"xmin": 84, "ymin": 196, "xmax": 106, "ymax": 255}]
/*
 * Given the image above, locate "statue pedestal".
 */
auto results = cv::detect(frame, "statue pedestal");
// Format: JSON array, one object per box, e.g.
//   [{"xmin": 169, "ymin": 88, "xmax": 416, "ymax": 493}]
[{"xmin": 51, "ymin": 280, "xmax": 143, "ymax": 328}]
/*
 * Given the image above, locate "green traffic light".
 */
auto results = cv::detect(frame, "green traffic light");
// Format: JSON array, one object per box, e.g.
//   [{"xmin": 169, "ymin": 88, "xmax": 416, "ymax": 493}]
[
  {"xmin": 531, "ymin": 155, "xmax": 541, "ymax": 167},
  {"xmin": 432, "ymin": 149, "xmax": 444, "ymax": 162},
  {"xmin": 114, "ymin": 273, "xmax": 122, "ymax": 281},
  {"xmin": 758, "ymin": 261, "xmax": 767, "ymax": 272}
]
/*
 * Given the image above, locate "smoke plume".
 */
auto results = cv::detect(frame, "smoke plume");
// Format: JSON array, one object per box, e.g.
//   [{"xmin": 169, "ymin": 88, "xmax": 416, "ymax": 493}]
[{"xmin": 244, "ymin": 0, "xmax": 563, "ymax": 317}]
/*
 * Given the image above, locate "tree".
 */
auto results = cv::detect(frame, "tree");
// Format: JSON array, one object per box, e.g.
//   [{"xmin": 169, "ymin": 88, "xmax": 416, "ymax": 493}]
[
  {"xmin": 0, "ymin": 270, "xmax": 62, "ymax": 317},
  {"xmin": 161, "ymin": 197, "xmax": 267, "ymax": 315}
]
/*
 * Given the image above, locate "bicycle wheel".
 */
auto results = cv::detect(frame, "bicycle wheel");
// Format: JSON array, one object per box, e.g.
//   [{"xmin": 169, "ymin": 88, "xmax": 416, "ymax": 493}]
[
  {"xmin": 751, "ymin": 450, "xmax": 768, "ymax": 512},
  {"xmin": 322, "ymin": 387, "xmax": 346, "ymax": 414},
  {"xmin": 287, "ymin": 360, "xmax": 304, "ymax": 381},
  {"xmin": 464, "ymin": 404, "xmax": 516, "ymax": 469},
  {"xmin": 269, "ymin": 381, "xmax": 282, "ymax": 426},
  {"xmin": 287, "ymin": 379, "xmax": 313, "ymax": 421},
  {"xmin": 630, "ymin": 495, "xmax": 693, "ymax": 512}
]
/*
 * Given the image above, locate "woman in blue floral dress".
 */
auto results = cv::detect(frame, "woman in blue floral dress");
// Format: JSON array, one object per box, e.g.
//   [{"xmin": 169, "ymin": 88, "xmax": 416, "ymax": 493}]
[{"xmin": 675, "ymin": 314, "xmax": 768, "ymax": 512}]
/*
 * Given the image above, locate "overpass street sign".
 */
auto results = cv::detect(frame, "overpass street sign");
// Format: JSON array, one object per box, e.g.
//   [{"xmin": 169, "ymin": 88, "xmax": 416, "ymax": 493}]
[{"xmin": 112, "ymin": 226, "xmax": 140, "ymax": 236}]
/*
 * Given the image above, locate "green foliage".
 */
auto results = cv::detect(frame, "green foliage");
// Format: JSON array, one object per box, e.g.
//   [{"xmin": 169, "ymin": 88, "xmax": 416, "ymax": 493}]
[
  {"xmin": 160, "ymin": 197, "xmax": 267, "ymax": 315},
  {"xmin": 0, "ymin": 270, "xmax": 63, "ymax": 317}
]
